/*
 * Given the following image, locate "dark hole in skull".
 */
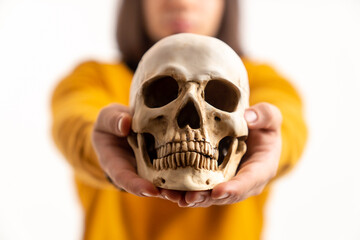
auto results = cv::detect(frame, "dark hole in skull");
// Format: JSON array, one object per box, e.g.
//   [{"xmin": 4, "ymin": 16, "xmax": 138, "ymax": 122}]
[
  {"xmin": 143, "ymin": 76, "xmax": 179, "ymax": 108},
  {"xmin": 217, "ymin": 136, "xmax": 234, "ymax": 166},
  {"xmin": 204, "ymin": 80, "xmax": 240, "ymax": 112},
  {"xmin": 143, "ymin": 133, "xmax": 156, "ymax": 165},
  {"xmin": 177, "ymin": 100, "xmax": 201, "ymax": 129}
]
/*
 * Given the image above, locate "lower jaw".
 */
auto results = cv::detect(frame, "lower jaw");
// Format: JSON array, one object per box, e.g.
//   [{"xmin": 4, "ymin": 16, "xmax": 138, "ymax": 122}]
[{"xmin": 149, "ymin": 167, "xmax": 228, "ymax": 191}]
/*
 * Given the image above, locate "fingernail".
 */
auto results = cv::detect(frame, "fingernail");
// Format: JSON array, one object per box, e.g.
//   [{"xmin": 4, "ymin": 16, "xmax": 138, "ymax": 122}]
[
  {"xmin": 118, "ymin": 117, "xmax": 123, "ymax": 133},
  {"xmin": 194, "ymin": 195, "xmax": 205, "ymax": 203},
  {"xmin": 141, "ymin": 192, "xmax": 153, "ymax": 197},
  {"xmin": 215, "ymin": 193, "xmax": 229, "ymax": 200},
  {"xmin": 186, "ymin": 196, "xmax": 204, "ymax": 206},
  {"xmin": 187, "ymin": 203, "xmax": 195, "ymax": 207},
  {"xmin": 245, "ymin": 110, "xmax": 257, "ymax": 123}
]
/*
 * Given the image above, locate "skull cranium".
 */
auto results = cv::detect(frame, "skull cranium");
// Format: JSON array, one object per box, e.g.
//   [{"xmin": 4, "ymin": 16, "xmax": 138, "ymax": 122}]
[{"xmin": 128, "ymin": 33, "xmax": 249, "ymax": 191}]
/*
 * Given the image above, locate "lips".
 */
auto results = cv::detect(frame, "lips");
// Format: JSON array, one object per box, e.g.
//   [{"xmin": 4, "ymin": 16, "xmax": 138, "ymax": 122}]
[{"xmin": 168, "ymin": 19, "xmax": 192, "ymax": 33}]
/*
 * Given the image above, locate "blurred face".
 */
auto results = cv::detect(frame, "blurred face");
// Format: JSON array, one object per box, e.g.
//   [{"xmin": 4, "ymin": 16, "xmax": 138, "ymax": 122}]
[{"xmin": 142, "ymin": 0, "xmax": 225, "ymax": 41}]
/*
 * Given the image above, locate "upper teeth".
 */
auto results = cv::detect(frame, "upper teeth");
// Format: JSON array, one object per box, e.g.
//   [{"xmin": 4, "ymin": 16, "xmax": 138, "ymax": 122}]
[
  {"xmin": 156, "ymin": 140, "xmax": 218, "ymax": 160},
  {"xmin": 152, "ymin": 130, "xmax": 220, "ymax": 171},
  {"xmin": 153, "ymin": 153, "xmax": 218, "ymax": 171}
]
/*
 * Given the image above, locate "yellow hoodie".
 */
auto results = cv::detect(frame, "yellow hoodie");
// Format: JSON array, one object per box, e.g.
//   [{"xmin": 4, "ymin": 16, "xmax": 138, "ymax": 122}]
[{"xmin": 51, "ymin": 60, "xmax": 307, "ymax": 240}]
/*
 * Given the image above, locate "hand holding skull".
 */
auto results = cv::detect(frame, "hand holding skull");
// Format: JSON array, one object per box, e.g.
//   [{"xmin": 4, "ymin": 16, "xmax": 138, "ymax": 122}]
[
  {"xmin": 92, "ymin": 33, "xmax": 282, "ymax": 206},
  {"xmin": 92, "ymin": 103, "xmax": 161, "ymax": 197},
  {"xmin": 128, "ymin": 33, "xmax": 250, "ymax": 191}
]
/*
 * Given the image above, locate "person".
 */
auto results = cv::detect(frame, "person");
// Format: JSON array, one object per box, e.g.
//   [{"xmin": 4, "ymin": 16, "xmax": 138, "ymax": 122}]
[{"xmin": 51, "ymin": 0, "xmax": 307, "ymax": 239}]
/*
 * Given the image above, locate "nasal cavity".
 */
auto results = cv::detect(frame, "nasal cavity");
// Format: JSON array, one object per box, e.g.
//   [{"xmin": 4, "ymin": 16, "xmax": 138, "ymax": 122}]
[{"xmin": 177, "ymin": 100, "xmax": 200, "ymax": 129}]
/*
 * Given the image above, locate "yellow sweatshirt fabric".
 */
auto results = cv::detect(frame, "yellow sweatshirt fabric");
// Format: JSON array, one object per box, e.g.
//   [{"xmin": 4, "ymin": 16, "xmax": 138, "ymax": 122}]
[{"xmin": 51, "ymin": 60, "xmax": 307, "ymax": 240}]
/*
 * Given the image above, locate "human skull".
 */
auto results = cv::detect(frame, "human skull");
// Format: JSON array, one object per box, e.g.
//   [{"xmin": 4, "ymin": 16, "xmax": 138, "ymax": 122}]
[{"xmin": 128, "ymin": 33, "xmax": 249, "ymax": 191}]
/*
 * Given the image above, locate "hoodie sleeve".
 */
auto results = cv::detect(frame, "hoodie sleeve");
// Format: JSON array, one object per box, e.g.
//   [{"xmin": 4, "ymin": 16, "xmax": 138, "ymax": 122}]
[{"xmin": 51, "ymin": 61, "xmax": 132, "ymax": 187}]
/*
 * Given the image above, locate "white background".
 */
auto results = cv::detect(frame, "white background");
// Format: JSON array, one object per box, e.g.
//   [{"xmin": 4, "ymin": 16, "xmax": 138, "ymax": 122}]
[{"xmin": 0, "ymin": 0, "xmax": 359, "ymax": 239}]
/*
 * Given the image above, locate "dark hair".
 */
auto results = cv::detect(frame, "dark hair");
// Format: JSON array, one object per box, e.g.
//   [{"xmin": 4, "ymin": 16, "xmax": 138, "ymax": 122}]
[{"xmin": 116, "ymin": 0, "xmax": 243, "ymax": 71}]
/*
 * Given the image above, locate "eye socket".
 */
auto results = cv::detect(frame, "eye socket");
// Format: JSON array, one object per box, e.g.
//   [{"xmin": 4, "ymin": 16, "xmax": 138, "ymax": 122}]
[
  {"xmin": 204, "ymin": 80, "xmax": 240, "ymax": 112},
  {"xmin": 143, "ymin": 76, "xmax": 179, "ymax": 108}
]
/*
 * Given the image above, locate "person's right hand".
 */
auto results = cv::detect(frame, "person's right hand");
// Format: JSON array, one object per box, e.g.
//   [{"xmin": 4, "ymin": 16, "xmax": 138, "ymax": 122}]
[{"xmin": 91, "ymin": 103, "xmax": 160, "ymax": 197}]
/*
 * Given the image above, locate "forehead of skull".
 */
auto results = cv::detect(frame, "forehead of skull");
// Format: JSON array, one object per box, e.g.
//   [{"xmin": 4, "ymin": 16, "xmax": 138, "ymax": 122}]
[{"xmin": 134, "ymin": 33, "xmax": 247, "ymax": 88}]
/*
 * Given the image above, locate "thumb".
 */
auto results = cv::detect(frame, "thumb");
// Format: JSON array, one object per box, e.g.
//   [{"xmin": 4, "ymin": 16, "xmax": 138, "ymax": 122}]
[
  {"xmin": 244, "ymin": 103, "xmax": 282, "ymax": 131},
  {"xmin": 94, "ymin": 104, "xmax": 132, "ymax": 137}
]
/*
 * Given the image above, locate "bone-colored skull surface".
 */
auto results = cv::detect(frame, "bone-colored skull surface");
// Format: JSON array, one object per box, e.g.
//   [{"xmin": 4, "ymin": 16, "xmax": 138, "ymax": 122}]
[{"xmin": 128, "ymin": 33, "xmax": 249, "ymax": 191}]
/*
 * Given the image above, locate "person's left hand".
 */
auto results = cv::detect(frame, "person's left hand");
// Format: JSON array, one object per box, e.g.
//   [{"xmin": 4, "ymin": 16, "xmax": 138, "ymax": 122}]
[{"xmin": 159, "ymin": 102, "xmax": 282, "ymax": 207}]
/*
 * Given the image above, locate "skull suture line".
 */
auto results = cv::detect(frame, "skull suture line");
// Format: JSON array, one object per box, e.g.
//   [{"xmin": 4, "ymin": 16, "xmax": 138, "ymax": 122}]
[{"xmin": 128, "ymin": 33, "xmax": 249, "ymax": 191}]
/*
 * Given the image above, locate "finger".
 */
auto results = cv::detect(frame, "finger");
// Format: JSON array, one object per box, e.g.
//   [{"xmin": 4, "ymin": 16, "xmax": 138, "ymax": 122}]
[
  {"xmin": 111, "ymin": 169, "xmax": 160, "ymax": 197},
  {"xmin": 211, "ymin": 163, "xmax": 268, "ymax": 202},
  {"xmin": 159, "ymin": 189, "xmax": 184, "ymax": 203},
  {"xmin": 105, "ymin": 154, "xmax": 159, "ymax": 197},
  {"xmin": 245, "ymin": 103, "xmax": 282, "ymax": 131},
  {"xmin": 94, "ymin": 104, "xmax": 132, "ymax": 137},
  {"xmin": 95, "ymin": 134, "xmax": 159, "ymax": 197},
  {"xmin": 186, "ymin": 192, "xmax": 216, "ymax": 208},
  {"xmin": 182, "ymin": 191, "xmax": 210, "ymax": 207}
]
